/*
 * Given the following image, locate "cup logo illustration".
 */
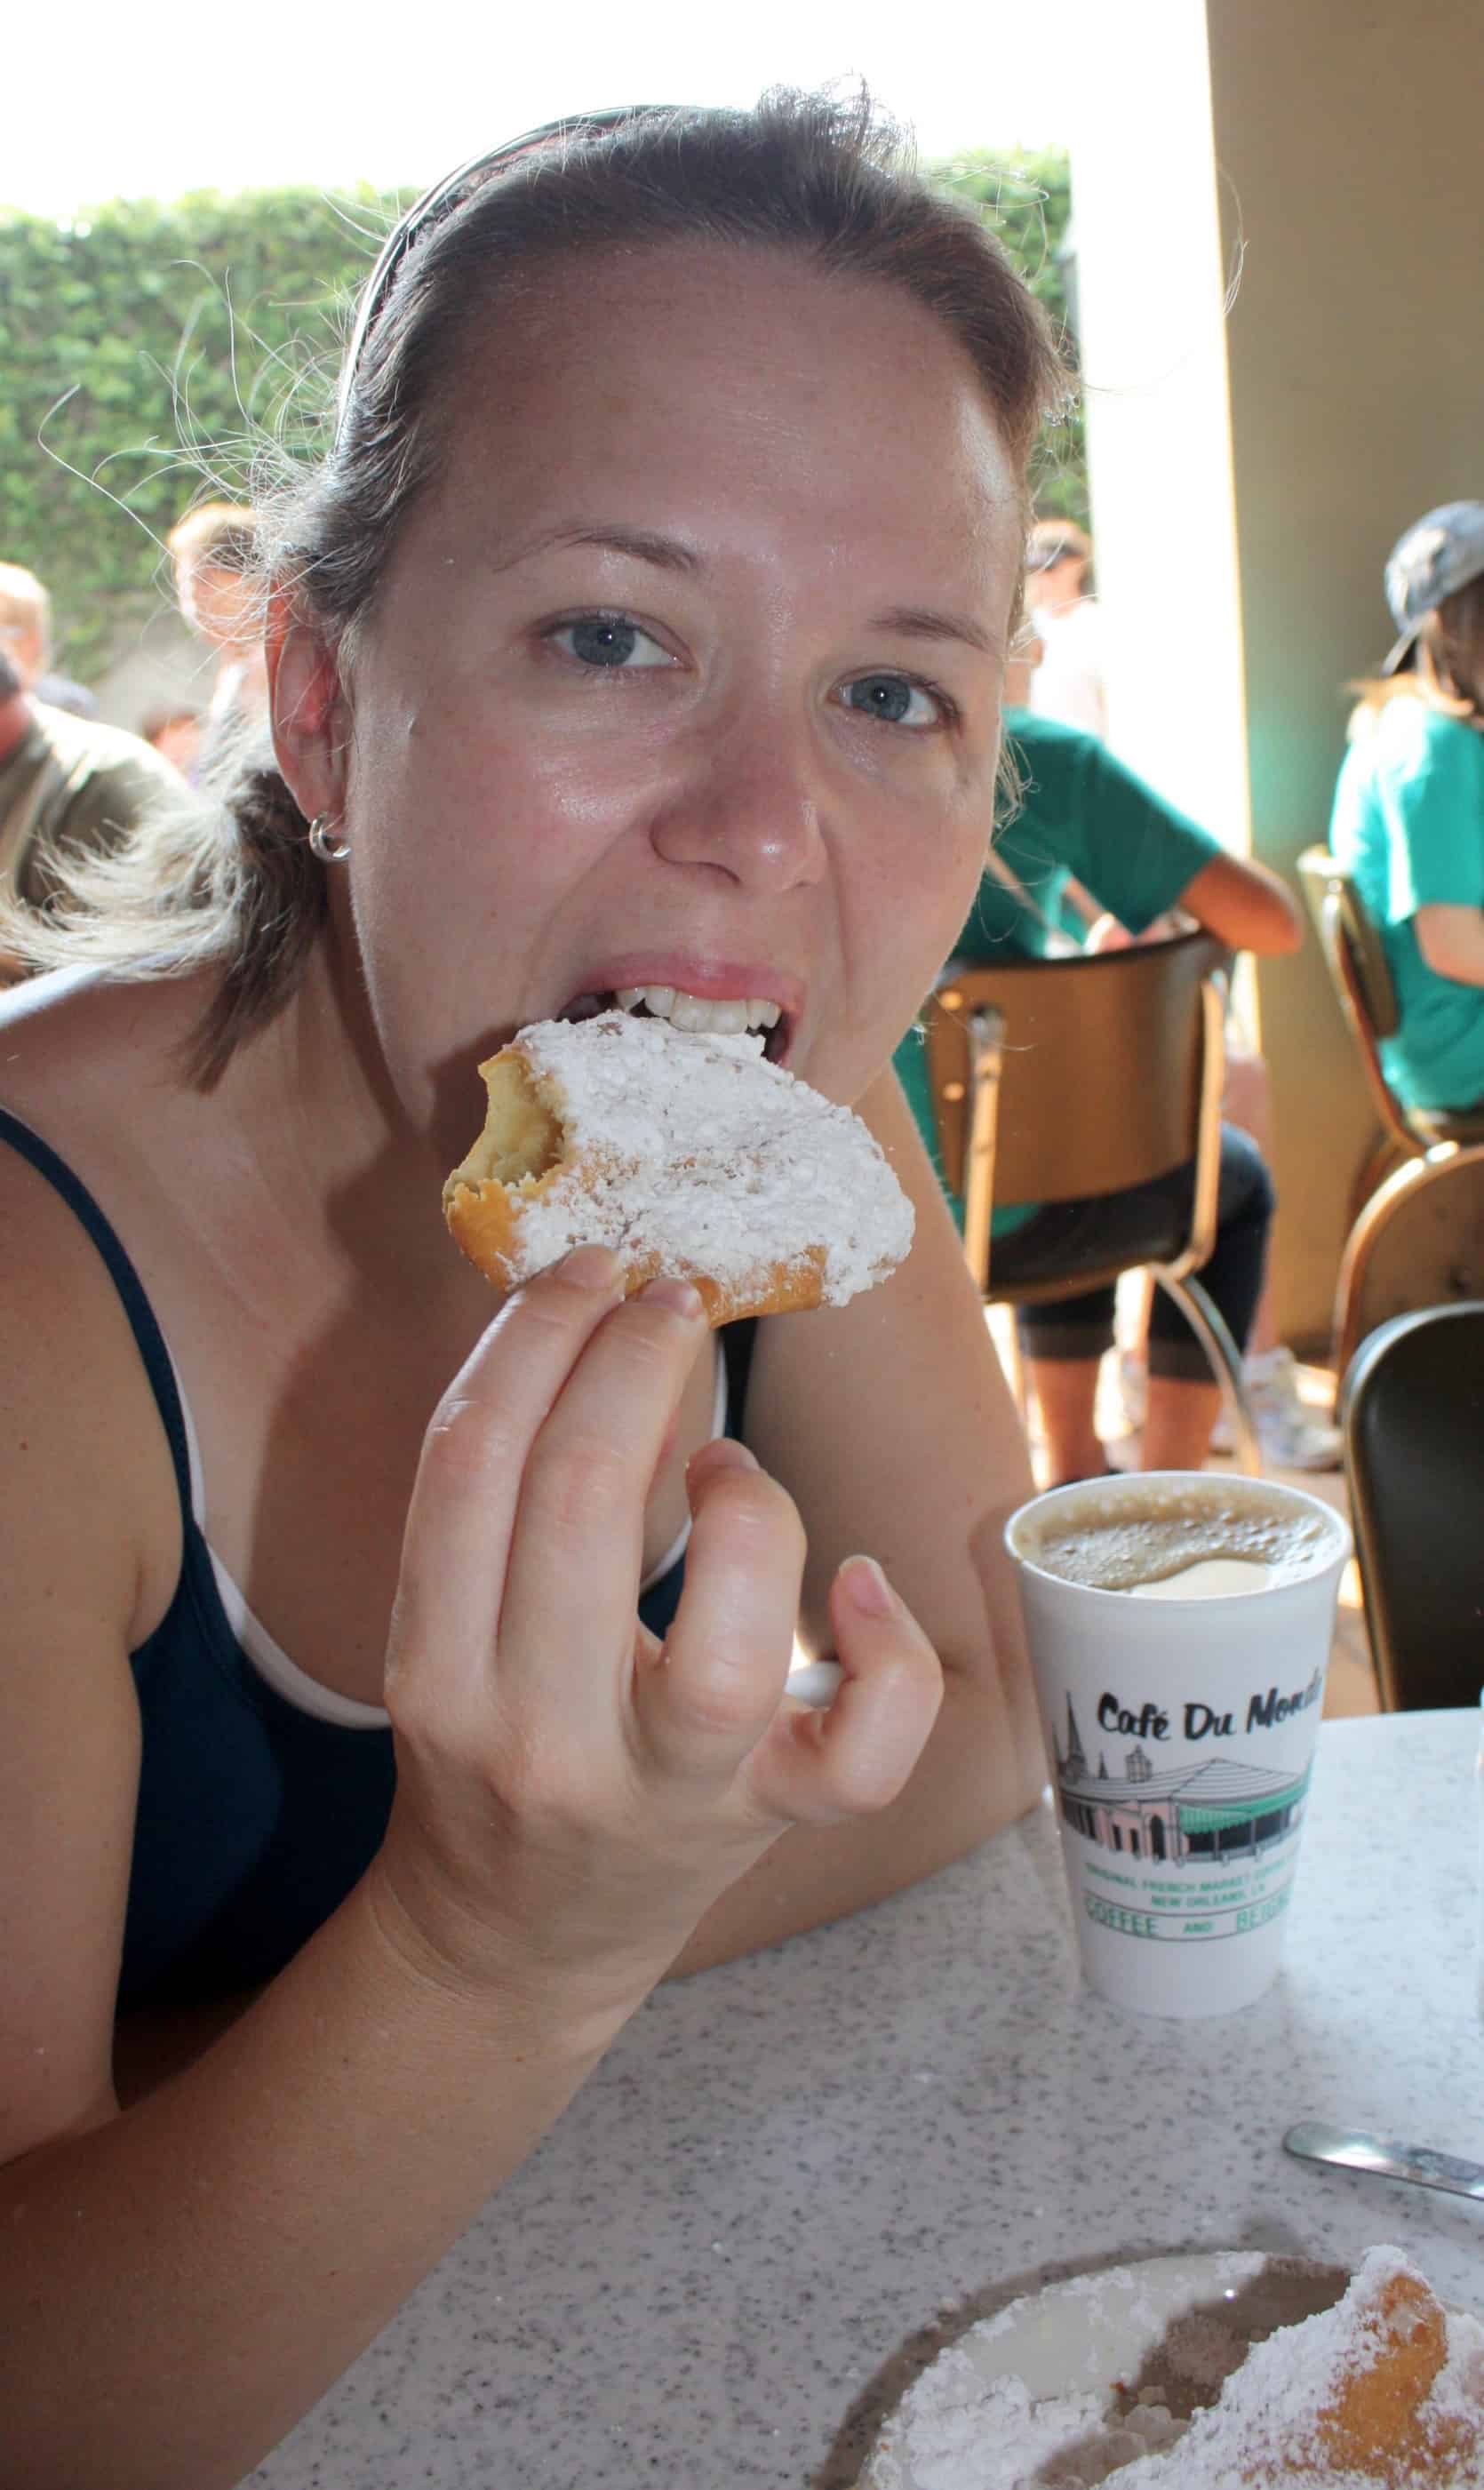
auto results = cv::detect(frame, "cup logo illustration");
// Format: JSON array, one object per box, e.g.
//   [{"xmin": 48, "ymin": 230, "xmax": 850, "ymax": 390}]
[{"xmin": 1055, "ymin": 1696, "xmax": 1312, "ymax": 1871}]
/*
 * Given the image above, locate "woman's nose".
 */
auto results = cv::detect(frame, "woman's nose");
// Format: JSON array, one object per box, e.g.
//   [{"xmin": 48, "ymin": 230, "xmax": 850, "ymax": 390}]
[{"xmin": 648, "ymin": 714, "xmax": 827, "ymax": 891}]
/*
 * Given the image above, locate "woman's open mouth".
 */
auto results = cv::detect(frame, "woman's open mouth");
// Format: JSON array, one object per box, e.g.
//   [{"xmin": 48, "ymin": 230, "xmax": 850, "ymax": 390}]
[{"xmin": 558, "ymin": 986, "xmax": 791, "ymax": 1064}]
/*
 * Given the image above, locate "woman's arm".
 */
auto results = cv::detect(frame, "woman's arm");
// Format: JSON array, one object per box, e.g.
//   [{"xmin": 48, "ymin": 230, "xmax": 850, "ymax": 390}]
[
  {"xmin": 1412, "ymin": 901, "xmax": 1484, "ymax": 986},
  {"xmin": 0, "ymin": 1220, "xmax": 621, "ymax": 2490},
  {"xmin": 1177, "ymin": 851, "xmax": 1303, "ymax": 957},
  {"xmin": 2, "ymin": 1231, "xmax": 939, "ymax": 2490},
  {"xmin": 1081, "ymin": 857, "xmax": 1301, "ymax": 962},
  {"xmin": 669, "ymin": 1069, "xmax": 1047, "ymax": 1974}
]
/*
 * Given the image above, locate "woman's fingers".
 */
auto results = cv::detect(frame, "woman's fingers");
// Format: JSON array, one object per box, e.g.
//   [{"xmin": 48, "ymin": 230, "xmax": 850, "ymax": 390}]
[
  {"xmin": 495, "ymin": 1279, "xmax": 710, "ymax": 1716},
  {"xmin": 638, "ymin": 1452, "xmax": 942, "ymax": 1836},
  {"xmin": 745, "ymin": 1555, "xmax": 944, "ymax": 1826},
  {"xmin": 387, "ymin": 1248, "xmax": 628, "ymax": 1710},
  {"xmin": 388, "ymin": 1245, "xmax": 940, "ymax": 1871},
  {"xmin": 633, "ymin": 1438, "xmax": 806, "ymax": 1778}
]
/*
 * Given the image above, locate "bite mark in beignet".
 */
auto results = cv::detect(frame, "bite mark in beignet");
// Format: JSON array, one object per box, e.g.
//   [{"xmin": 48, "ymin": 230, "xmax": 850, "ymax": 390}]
[{"xmin": 442, "ymin": 1010, "xmax": 914, "ymax": 1326}]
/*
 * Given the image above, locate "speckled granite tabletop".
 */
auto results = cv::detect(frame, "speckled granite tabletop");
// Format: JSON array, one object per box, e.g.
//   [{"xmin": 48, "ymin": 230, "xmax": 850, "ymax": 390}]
[{"xmin": 246, "ymin": 1709, "xmax": 1480, "ymax": 2490}]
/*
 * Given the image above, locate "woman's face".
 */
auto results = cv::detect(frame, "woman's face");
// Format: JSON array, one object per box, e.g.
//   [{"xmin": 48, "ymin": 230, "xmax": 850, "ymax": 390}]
[{"xmin": 311, "ymin": 241, "xmax": 1024, "ymax": 1145}]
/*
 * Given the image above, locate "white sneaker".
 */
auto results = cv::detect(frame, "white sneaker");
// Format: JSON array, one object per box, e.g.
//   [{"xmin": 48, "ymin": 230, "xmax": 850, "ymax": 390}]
[{"xmin": 1210, "ymin": 1347, "xmax": 1342, "ymax": 1471}]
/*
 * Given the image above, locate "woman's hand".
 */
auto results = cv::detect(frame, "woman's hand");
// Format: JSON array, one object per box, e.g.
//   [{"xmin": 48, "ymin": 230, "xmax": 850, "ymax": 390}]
[
  {"xmin": 1083, "ymin": 908, "xmax": 1189, "ymax": 954},
  {"xmin": 370, "ymin": 1247, "xmax": 943, "ymax": 2037},
  {"xmin": 1083, "ymin": 911, "xmax": 1134, "ymax": 954}
]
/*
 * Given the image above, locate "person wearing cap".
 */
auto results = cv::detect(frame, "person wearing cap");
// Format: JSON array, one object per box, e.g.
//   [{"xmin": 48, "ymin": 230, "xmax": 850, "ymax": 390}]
[
  {"xmin": 1330, "ymin": 500, "xmax": 1484, "ymax": 1112},
  {"xmin": 1024, "ymin": 515, "xmax": 1107, "ymax": 739}
]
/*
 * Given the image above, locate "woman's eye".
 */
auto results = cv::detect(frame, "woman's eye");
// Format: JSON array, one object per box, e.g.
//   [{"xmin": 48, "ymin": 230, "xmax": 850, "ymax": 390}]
[
  {"xmin": 842, "ymin": 673, "xmax": 945, "ymax": 729},
  {"xmin": 549, "ymin": 615, "xmax": 673, "ymax": 671}
]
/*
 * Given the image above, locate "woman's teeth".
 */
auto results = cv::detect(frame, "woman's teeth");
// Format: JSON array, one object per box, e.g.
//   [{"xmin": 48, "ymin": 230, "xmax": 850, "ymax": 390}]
[{"xmin": 613, "ymin": 986, "xmax": 782, "ymax": 1036}]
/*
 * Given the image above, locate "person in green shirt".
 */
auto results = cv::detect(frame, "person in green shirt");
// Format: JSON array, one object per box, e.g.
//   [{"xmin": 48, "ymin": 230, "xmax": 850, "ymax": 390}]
[
  {"xmin": 1329, "ymin": 500, "xmax": 1484, "ymax": 1113},
  {"xmin": 896, "ymin": 669, "xmax": 1301, "ymax": 1486}
]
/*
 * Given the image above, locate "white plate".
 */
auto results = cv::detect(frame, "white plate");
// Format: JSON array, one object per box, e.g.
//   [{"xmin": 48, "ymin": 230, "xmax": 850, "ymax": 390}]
[{"xmin": 859, "ymin": 2251, "xmax": 1346, "ymax": 2488}]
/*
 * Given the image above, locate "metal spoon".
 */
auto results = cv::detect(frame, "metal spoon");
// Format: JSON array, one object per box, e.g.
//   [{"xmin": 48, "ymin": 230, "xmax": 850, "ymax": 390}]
[{"xmin": 1284, "ymin": 2120, "xmax": 1484, "ymax": 2204}]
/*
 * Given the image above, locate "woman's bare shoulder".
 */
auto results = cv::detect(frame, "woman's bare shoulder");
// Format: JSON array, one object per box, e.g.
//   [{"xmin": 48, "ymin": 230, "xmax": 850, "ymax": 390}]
[
  {"xmin": 0, "ymin": 965, "xmax": 206, "ymax": 1130},
  {"xmin": 0, "ymin": 973, "xmax": 193, "ymax": 1643},
  {"xmin": 0, "ymin": 1010, "xmax": 170, "ymax": 2160}
]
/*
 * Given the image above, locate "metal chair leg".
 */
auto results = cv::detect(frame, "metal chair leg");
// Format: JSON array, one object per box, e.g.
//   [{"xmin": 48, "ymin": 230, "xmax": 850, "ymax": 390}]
[{"xmin": 1153, "ymin": 1270, "xmax": 1263, "ymax": 1475}]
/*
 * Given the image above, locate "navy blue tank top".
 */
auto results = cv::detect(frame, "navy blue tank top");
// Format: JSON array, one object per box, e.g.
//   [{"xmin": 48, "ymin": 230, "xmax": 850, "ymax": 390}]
[{"xmin": 0, "ymin": 1107, "xmax": 754, "ymax": 2016}]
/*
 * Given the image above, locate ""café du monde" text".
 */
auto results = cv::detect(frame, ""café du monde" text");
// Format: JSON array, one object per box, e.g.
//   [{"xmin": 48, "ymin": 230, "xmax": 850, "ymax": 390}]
[{"xmin": 1096, "ymin": 1667, "xmax": 1325, "ymax": 1744}]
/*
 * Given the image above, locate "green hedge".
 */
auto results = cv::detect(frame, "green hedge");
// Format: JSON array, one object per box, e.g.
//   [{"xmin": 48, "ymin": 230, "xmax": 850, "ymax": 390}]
[
  {"xmin": 936, "ymin": 146, "xmax": 1086, "ymax": 528},
  {"xmin": 0, "ymin": 184, "xmax": 403, "ymax": 679},
  {"xmin": 0, "ymin": 152, "xmax": 1079, "ymax": 686}
]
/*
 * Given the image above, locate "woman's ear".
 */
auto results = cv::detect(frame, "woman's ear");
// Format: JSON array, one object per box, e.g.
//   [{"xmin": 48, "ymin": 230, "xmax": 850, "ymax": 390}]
[{"xmin": 266, "ymin": 581, "xmax": 351, "ymax": 825}]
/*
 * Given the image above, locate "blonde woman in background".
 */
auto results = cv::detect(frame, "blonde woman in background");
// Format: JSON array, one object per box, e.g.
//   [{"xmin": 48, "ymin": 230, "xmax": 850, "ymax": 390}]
[{"xmin": 166, "ymin": 499, "xmax": 268, "ymax": 757}]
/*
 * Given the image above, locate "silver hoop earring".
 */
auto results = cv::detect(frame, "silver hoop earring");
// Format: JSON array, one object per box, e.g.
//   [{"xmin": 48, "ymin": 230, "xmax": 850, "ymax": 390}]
[{"xmin": 307, "ymin": 814, "xmax": 350, "ymax": 865}]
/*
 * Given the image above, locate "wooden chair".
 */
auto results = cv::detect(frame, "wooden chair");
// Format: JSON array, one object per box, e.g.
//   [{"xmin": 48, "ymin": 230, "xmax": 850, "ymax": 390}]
[
  {"xmin": 922, "ymin": 929, "xmax": 1261, "ymax": 1472},
  {"xmin": 1340, "ymin": 1302, "xmax": 1484, "ymax": 1709},
  {"xmin": 1297, "ymin": 847, "xmax": 1484, "ymax": 1378}
]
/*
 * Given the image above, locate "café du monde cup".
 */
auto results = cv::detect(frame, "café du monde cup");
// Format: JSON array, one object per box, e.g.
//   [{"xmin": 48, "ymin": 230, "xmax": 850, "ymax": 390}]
[{"xmin": 1005, "ymin": 1472, "xmax": 1351, "ymax": 2020}]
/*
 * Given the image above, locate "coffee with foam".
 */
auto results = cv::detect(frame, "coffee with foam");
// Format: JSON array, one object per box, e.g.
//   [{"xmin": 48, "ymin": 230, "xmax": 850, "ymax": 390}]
[{"xmin": 1022, "ymin": 1480, "xmax": 1333, "ymax": 1597}]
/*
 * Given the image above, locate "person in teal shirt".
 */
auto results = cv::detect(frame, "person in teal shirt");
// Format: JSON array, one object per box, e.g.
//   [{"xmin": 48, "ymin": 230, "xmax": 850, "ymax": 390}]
[
  {"xmin": 1330, "ymin": 500, "xmax": 1484, "ymax": 1113},
  {"xmin": 896, "ymin": 687, "xmax": 1302, "ymax": 1486}
]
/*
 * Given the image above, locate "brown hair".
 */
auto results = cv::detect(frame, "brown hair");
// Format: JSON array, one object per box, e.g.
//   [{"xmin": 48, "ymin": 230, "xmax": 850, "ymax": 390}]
[
  {"xmin": 9, "ymin": 90, "xmax": 1068, "ymax": 1083},
  {"xmin": 1349, "ymin": 574, "xmax": 1484, "ymax": 734}
]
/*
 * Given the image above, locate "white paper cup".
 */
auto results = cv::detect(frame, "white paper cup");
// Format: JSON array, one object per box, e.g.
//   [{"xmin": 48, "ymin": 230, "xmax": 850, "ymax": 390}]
[{"xmin": 1005, "ymin": 1472, "xmax": 1351, "ymax": 2020}]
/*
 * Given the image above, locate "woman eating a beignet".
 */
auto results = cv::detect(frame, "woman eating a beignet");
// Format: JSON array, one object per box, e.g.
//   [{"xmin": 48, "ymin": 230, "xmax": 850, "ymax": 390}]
[{"xmin": 0, "ymin": 95, "xmax": 1058, "ymax": 2488}]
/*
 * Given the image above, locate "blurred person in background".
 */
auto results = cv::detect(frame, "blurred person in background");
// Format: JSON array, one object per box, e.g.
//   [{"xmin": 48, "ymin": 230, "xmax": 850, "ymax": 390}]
[
  {"xmin": 896, "ymin": 623, "xmax": 1308, "ymax": 1484},
  {"xmin": 1024, "ymin": 515, "xmax": 1106, "ymax": 738},
  {"xmin": 0, "ymin": 574, "xmax": 184, "ymax": 976},
  {"xmin": 140, "ymin": 704, "xmax": 204, "ymax": 778},
  {"xmin": 1022, "ymin": 569, "xmax": 1337, "ymax": 1468},
  {"xmin": 1115, "ymin": 1034, "xmax": 1343, "ymax": 1471},
  {"xmin": 0, "ymin": 559, "xmax": 98, "ymax": 715},
  {"xmin": 167, "ymin": 499, "xmax": 268, "ymax": 756},
  {"xmin": 1330, "ymin": 500, "xmax": 1484, "ymax": 1113},
  {"xmin": 34, "ymin": 671, "xmax": 98, "ymax": 719}
]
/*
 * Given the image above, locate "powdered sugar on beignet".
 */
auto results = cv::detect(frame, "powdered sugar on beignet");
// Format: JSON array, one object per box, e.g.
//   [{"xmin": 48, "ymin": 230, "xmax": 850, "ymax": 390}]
[{"xmin": 442, "ymin": 1010, "xmax": 914, "ymax": 1325}]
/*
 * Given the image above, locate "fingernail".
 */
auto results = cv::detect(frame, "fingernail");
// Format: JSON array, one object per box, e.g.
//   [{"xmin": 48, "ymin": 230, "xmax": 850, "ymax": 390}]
[
  {"xmin": 645, "ymin": 1276, "xmax": 704, "ymax": 1320},
  {"xmin": 560, "ymin": 1245, "xmax": 626, "ymax": 1293},
  {"xmin": 689, "ymin": 1436, "xmax": 760, "ymax": 1480},
  {"xmin": 840, "ymin": 1553, "xmax": 894, "ymax": 1618}
]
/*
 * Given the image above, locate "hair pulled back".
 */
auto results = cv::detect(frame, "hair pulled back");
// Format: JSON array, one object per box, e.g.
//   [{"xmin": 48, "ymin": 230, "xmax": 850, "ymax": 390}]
[
  {"xmin": 1350, "ymin": 576, "xmax": 1484, "ymax": 736},
  {"xmin": 18, "ymin": 89, "xmax": 1068, "ymax": 1082}
]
